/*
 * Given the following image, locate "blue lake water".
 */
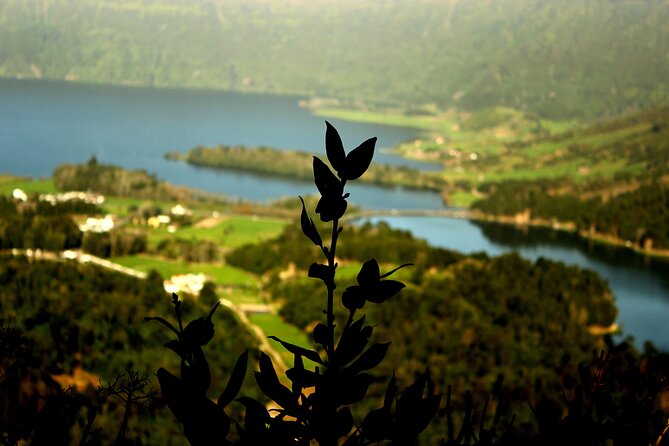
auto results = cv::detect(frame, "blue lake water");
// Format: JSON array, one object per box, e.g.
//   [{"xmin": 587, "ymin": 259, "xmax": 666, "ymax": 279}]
[{"xmin": 1, "ymin": 78, "xmax": 668, "ymax": 349}]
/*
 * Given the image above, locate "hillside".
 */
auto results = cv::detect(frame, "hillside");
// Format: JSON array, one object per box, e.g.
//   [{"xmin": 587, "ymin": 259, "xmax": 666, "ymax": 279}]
[{"xmin": 1, "ymin": 0, "xmax": 668, "ymax": 118}]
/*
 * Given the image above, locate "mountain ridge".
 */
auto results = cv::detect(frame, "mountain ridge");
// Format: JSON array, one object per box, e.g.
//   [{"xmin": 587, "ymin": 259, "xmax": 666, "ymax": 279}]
[{"xmin": 1, "ymin": 0, "xmax": 668, "ymax": 119}]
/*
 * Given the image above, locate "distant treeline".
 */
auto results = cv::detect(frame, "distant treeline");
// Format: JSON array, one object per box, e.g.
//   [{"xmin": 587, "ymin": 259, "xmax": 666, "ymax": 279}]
[
  {"xmin": 3, "ymin": 0, "xmax": 669, "ymax": 118},
  {"xmin": 227, "ymin": 220, "xmax": 620, "ymax": 440},
  {"xmin": 53, "ymin": 157, "xmax": 213, "ymax": 202},
  {"xmin": 166, "ymin": 145, "xmax": 449, "ymax": 192},
  {"xmin": 472, "ymin": 181, "xmax": 669, "ymax": 250}
]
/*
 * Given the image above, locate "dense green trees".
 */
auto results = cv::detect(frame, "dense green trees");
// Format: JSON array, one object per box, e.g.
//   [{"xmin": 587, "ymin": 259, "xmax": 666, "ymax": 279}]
[
  {"xmin": 54, "ymin": 157, "xmax": 193, "ymax": 201},
  {"xmin": 167, "ymin": 145, "xmax": 447, "ymax": 192},
  {"xmin": 0, "ymin": 255, "xmax": 257, "ymax": 444},
  {"xmin": 3, "ymin": 0, "xmax": 669, "ymax": 118},
  {"xmin": 0, "ymin": 196, "xmax": 84, "ymax": 251},
  {"xmin": 472, "ymin": 181, "xmax": 669, "ymax": 249},
  {"xmin": 227, "ymin": 218, "xmax": 621, "ymax": 441}
]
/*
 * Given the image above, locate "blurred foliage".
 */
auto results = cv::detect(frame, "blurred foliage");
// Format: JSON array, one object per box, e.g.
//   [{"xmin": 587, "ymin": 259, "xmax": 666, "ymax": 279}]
[
  {"xmin": 1, "ymin": 0, "xmax": 669, "ymax": 119},
  {"xmin": 473, "ymin": 182, "xmax": 669, "ymax": 250},
  {"xmin": 0, "ymin": 255, "xmax": 258, "ymax": 444}
]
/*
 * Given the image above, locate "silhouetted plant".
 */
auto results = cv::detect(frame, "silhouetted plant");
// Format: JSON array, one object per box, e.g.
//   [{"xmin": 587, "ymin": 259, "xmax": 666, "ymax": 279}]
[
  {"xmin": 240, "ymin": 122, "xmax": 442, "ymax": 445},
  {"xmin": 148, "ymin": 122, "xmax": 440, "ymax": 445},
  {"xmin": 145, "ymin": 293, "xmax": 249, "ymax": 445},
  {"xmin": 97, "ymin": 371, "xmax": 157, "ymax": 445}
]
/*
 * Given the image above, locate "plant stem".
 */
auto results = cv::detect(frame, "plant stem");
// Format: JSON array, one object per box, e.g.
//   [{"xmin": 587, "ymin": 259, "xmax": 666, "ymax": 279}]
[{"xmin": 326, "ymin": 218, "xmax": 339, "ymax": 356}]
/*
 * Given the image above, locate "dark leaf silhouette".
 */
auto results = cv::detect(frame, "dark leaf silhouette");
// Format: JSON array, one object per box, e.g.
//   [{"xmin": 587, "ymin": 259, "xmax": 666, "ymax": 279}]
[
  {"xmin": 164, "ymin": 339, "xmax": 188, "ymax": 360},
  {"xmin": 357, "ymin": 258, "xmax": 380, "ymax": 285},
  {"xmin": 182, "ymin": 301, "xmax": 219, "ymax": 348},
  {"xmin": 336, "ymin": 373, "xmax": 374, "ymax": 405},
  {"xmin": 268, "ymin": 336, "xmax": 324, "ymax": 365},
  {"xmin": 218, "ymin": 349, "xmax": 248, "ymax": 408},
  {"xmin": 335, "ymin": 407, "xmax": 355, "ymax": 438},
  {"xmin": 308, "ymin": 262, "xmax": 334, "ymax": 289},
  {"xmin": 343, "ymin": 137, "xmax": 376, "ymax": 180},
  {"xmin": 348, "ymin": 342, "xmax": 391, "ymax": 374},
  {"xmin": 315, "ymin": 194, "xmax": 347, "ymax": 222},
  {"xmin": 143, "ymin": 316, "xmax": 180, "ymax": 336},
  {"xmin": 255, "ymin": 352, "xmax": 295, "ymax": 410},
  {"xmin": 325, "ymin": 120, "xmax": 346, "ymax": 175},
  {"xmin": 362, "ymin": 408, "xmax": 393, "ymax": 442},
  {"xmin": 336, "ymin": 319, "xmax": 373, "ymax": 366},
  {"xmin": 313, "ymin": 156, "xmax": 341, "ymax": 198},
  {"xmin": 342, "ymin": 286, "xmax": 365, "ymax": 310},
  {"xmin": 366, "ymin": 279, "xmax": 405, "ymax": 304},
  {"xmin": 299, "ymin": 196, "xmax": 322, "ymax": 246},
  {"xmin": 312, "ymin": 322, "xmax": 330, "ymax": 345},
  {"xmin": 181, "ymin": 347, "xmax": 211, "ymax": 395}
]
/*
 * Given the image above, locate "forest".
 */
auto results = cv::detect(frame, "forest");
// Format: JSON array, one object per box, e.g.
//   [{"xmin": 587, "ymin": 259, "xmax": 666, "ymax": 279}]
[
  {"xmin": 472, "ymin": 181, "xmax": 669, "ymax": 250},
  {"xmin": 2, "ymin": 0, "xmax": 669, "ymax": 119},
  {"xmin": 0, "ymin": 255, "xmax": 258, "ymax": 444},
  {"xmin": 166, "ymin": 145, "xmax": 448, "ymax": 192}
]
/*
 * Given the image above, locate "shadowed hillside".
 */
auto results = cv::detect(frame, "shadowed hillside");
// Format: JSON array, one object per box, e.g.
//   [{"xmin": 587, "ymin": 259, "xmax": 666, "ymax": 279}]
[{"xmin": 2, "ymin": 0, "xmax": 668, "ymax": 118}]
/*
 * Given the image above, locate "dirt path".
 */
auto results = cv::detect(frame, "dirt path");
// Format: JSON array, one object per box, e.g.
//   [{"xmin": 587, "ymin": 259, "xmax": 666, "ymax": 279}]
[{"xmin": 219, "ymin": 298, "xmax": 289, "ymax": 375}]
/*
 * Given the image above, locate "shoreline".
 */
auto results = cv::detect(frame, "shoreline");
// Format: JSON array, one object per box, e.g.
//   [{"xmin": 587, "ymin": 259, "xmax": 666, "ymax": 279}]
[{"xmin": 468, "ymin": 212, "xmax": 669, "ymax": 260}]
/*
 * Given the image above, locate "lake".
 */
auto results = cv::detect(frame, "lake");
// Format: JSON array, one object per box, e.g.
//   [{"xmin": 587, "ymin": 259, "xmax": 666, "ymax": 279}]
[{"xmin": 2, "ymin": 78, "xmax": 668, "ymax": 348}]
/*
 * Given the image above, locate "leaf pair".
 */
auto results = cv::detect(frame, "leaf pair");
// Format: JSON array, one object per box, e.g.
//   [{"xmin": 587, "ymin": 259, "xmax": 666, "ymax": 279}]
[
  {"xmin": 325, "ymin": 121, "xmax": 376, "ymax": 181},
  {"xmin": 342, "ymin": 259, "xmax": 411, "ymax": 310},
  {"xmin": 311, "ymin": 121, "xmax": 376, "ymax": 222}
]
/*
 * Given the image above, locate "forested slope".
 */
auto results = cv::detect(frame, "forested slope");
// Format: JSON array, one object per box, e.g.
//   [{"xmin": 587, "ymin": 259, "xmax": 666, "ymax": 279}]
[
  {"xmin": 2, "ymin": 0, "xmax": 668, "ymax": 118},
  {"xmin": 226, "ymin": 220, "xmax": 620, "ymax": 441}
]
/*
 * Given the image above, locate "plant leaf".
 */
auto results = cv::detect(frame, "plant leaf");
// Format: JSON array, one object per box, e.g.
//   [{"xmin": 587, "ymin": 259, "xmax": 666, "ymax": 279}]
[
  {"xmin": 335, "ymin": 407, "xmax": 355, "ymax": 438},
  {"xmin": 313, "ymin": 156, "xmax": 341, "ymax": 197},
  {"xmin": 348, "ymin": 342, "xmax": 391, "ymax": 374},
  {"xmin": 384, "ymin": 373, "xmax": 398, "ymax": 410},
  {"xmin": 312, "ymin": 322, "xmax": 330, "ymax": 346},
  {"xmin": 367, "ymin": 280, "xmax": 406, "ymax": 304},
  {"xmin": 255, "ymin": 352, "xmax": 295, "ymax": 409},
  {"xmin": 299, "ymin": 196, "xmax": 322, "ymax": 246},
  {"xmin": 218, "ymin": 350, "xmax": 248, "ymax": 408},
  {"xmin": 315, "ymin": 195, "xmax": 347, "ymax": 222},
  {"xmin": 308, "ymin": 262, "xmax": 334, "ymax": 288},
  {"xmin": 379, "ymin": 263, "xmax": 413, "ymax": 279},
  {"xmin": 336, "ymin": 323, "xmax": 373, "ymax": 367},
  {"xmin": 157, "ymin": 367, "xmax": 186, "ymax": 420},
  {"xmin": 342, "ymin": 285, "xmax": 365, "ymax": 310},
  {"xmin": 144, "ymin": 316, "xmax": 180, "ymax": 337},
  {"xmin": 344, "ymin": 137, "xmax": 376, "ymax": 180},
  {"xmin": 362, "ymin": 408, "xmax": 393, "ymax": 442},
  {"xmin": 336, "ymin": 373, "xmax": 374, "ymax": 405},
  {"xmin": 357, "ymin": 258, "xmax": 380, "ymax": 286},
  {"xmin": 237, "ymin": 396, "xmax": 270, "ymax": 433},
  {"xmin": 268, "ymin": 336, "xmax": 324, "ymax": 365},
  {"xmin": 164, "ymin": 339, "xmax": 187, "ymax": 360},
  {"xmin": 325, "ymin": 121, "xmax": 346, "ymax": 176}
]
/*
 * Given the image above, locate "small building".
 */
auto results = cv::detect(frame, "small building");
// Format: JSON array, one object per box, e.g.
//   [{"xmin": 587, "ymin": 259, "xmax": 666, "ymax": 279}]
[
  {"xmin": 79, "ymin": 215, "xmax": 114, "ymax": 233},
  {"xmin": 164, "ymin": 273, "xmax": 206, "ymax": 296}
]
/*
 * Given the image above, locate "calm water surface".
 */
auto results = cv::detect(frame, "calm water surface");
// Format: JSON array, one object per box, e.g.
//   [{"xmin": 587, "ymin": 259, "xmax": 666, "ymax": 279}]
[
  {"xmin": 367, "ymin": 217, "xmax": 669, "ymax": 349},
  {"xmin": 2, "ymin": 79, "xmax": 668, "ymax": 348},
  {"xmin": 0, "ymin": 79, "xmax": 440, "ymax": 209}
]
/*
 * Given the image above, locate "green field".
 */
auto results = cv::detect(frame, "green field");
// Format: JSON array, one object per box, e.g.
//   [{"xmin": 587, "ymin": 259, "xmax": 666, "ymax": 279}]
[
  {"xmin": 147, "ymin": 215, "xmax": 288, "ymax": 249},
  {"xmin": 0, "ymin": 176, "xmax": 57, "ymax": 195},
  {"xmin": 250, "ymin": 312, "xmax": 316, "ymax": 366},
  {"xmin": 110, "ymin": 255, "xmax": 257, "ymax": 287}
]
